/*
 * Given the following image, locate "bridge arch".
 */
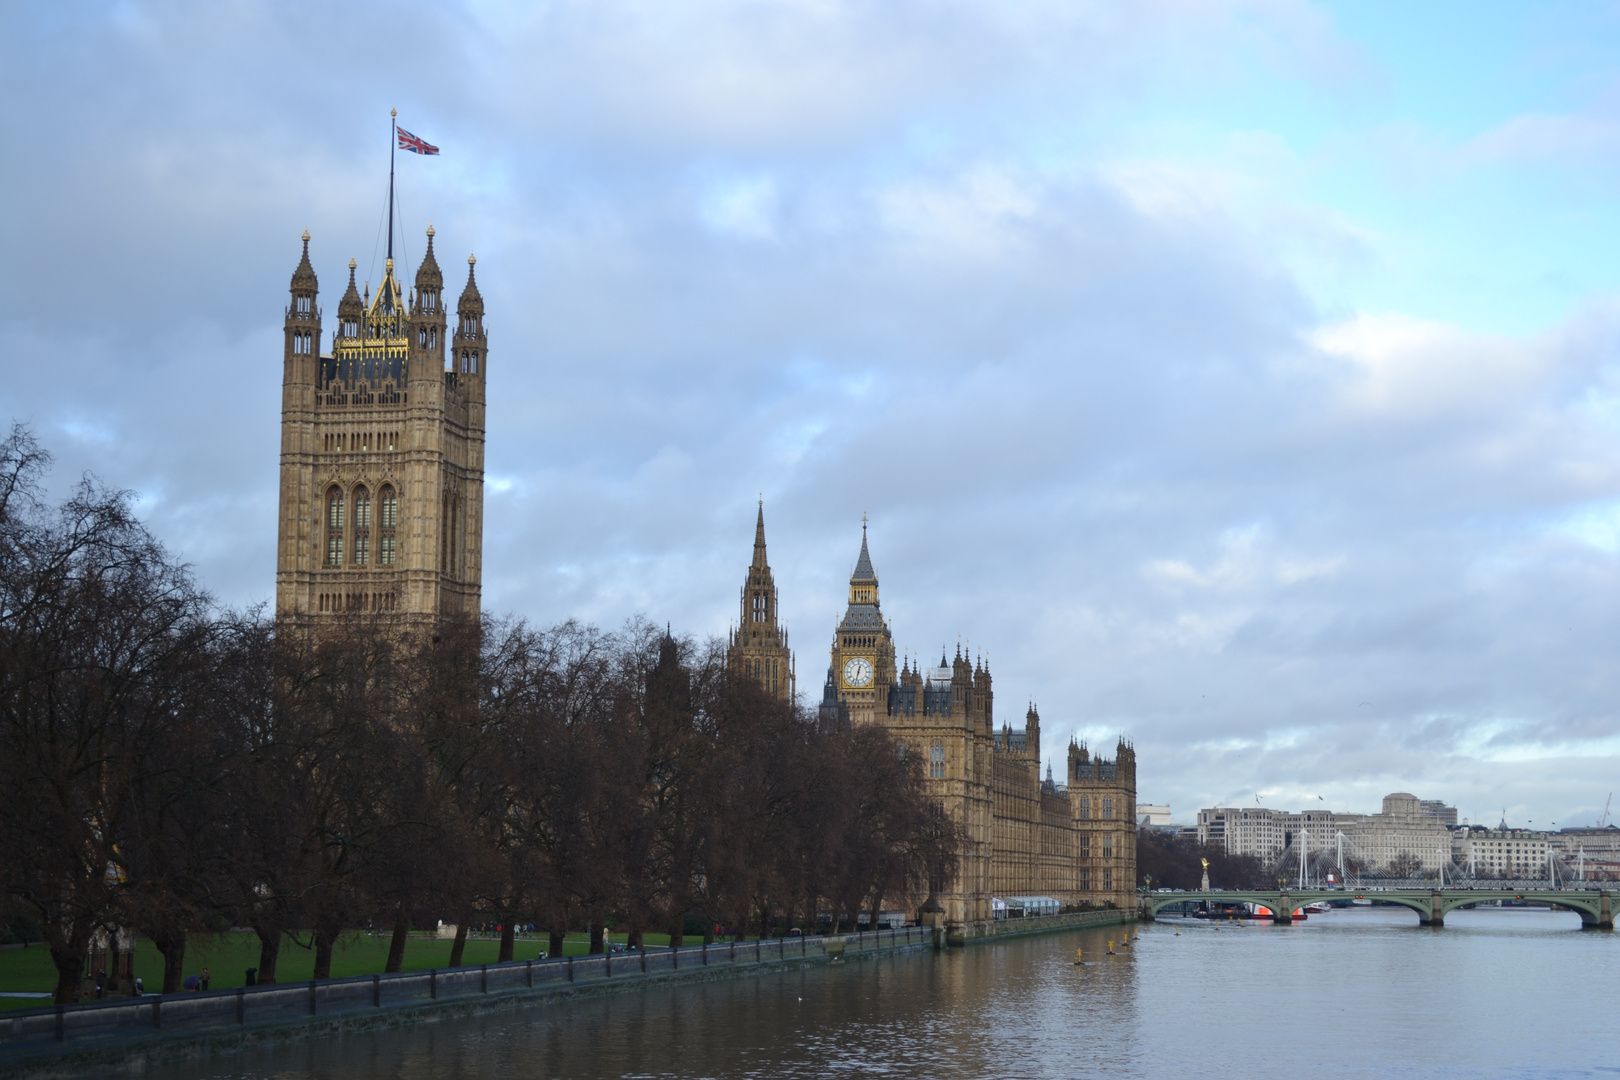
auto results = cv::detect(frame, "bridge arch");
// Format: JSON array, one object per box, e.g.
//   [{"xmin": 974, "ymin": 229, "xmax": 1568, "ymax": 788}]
[{"xmin": 1145, "ymin": 889, "xmax": 1611, "ymax": 928}]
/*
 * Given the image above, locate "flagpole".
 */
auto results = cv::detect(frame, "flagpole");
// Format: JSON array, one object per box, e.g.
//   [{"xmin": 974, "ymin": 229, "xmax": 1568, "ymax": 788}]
[{"xmin": 388, "ymin": 108, "xmax": 397, "ymax": 265}]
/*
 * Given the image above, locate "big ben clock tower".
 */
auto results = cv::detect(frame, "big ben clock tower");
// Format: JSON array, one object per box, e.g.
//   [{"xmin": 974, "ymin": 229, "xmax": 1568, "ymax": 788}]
[{"xmin": 829, "ymin": 521, "xmax": 897, "ymax": 725}]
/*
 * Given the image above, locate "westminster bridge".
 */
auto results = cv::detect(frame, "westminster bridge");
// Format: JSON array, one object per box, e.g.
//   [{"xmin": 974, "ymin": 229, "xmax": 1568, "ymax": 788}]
[{"xmin": 1140, "ymin": 886, "xmax": 1614, "ymax": 928}]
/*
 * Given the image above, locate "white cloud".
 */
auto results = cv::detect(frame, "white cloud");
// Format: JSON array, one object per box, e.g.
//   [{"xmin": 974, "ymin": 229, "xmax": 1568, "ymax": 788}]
[{"xmin": 1312, "ymin": 312, "xmax": 1555, "ymax": 418}]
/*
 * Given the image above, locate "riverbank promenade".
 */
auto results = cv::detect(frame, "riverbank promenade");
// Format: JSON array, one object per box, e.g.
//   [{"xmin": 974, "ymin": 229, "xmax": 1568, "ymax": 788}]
[{"xmin": 0, "ymin": 930, "xmax": 925, "ymax": 1074}]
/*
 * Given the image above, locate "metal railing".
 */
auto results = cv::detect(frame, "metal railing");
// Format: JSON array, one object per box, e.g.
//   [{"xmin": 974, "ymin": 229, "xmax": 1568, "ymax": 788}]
[{"xmin": 0, "ymin": 926, "xmax": 937, "ymax": 1056}]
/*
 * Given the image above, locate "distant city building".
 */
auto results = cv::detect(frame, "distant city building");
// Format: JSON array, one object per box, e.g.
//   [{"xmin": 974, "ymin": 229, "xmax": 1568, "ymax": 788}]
[
  {"xmin": 1452, "ymin": 826, "xmax": 1549, "ymax": 879},
  {"xmin": 1197, "ymin": 792, "xmax": 1458, "ymax": 873},
  {"xmin": 1136, "ymin": 804, "xmax": 1172, "ymax": 827},
  {"xmin": 1550, "ymin": 825, "xmax": 1620, "ymax": 865}
]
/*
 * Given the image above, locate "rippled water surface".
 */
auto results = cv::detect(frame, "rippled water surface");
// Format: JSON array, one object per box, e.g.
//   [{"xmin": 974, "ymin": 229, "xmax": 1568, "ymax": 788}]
[{"xmin": 156, "ymin": 908, "xmax": 1618, "ymax": 1079}]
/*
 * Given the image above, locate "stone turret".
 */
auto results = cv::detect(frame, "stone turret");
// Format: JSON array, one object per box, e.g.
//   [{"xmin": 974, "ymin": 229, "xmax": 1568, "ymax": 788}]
[{"xmin": 728, "ymin": 500, "xmax": 794, "ymax": 701}]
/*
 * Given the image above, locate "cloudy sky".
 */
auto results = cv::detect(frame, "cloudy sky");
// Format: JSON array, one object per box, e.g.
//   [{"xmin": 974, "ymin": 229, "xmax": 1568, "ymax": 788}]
[{"xmin": 6, "ymin": 1, "xmax": 1620, "ymax": 830}]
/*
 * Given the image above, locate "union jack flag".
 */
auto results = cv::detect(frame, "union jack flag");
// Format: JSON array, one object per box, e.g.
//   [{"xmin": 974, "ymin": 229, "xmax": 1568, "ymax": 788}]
[{"xmin": 397, "ymin": 127, "xmax": 439, "ymax": 156}]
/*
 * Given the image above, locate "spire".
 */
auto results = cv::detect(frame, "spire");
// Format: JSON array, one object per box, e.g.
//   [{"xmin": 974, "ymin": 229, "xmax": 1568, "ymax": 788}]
[
  {"xmin": 851, "ymin": 517, "xmax": 876, "ymax": 584},
  {"xmin": 290, "ymin": 230, "xmax": 317, "ymax": 291},
  {"xmin": 338, "ymin": 258, "xmax": 361, "ymax": 316},
  {"xmin": 460, "ymin": 253, "xmax": 483, "ymax": 308},
  {"xmin": 751, "ymin": 497, "xmax": 768, "ymax": 570},
  {"xmin": 415, "ymin": 223, "xmax": 443, "ymax": 293}
]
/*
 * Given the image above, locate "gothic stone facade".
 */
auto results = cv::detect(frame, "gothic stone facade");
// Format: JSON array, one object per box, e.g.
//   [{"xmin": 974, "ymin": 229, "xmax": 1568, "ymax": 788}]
[
  {"xmin": 726, "ymin": 502, "xmax": 795, "ymax": 701},
  {"xmin": 276, "ymin": 228, "xmax": 486, "ymax": 620},
  {"xmin": 729, "ymin": 515, "xmax": 1137, "ymax": 925}
]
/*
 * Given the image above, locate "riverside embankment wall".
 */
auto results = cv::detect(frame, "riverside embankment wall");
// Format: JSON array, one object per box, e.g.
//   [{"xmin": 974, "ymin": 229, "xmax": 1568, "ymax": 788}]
[
  {"xmin": 949, "ymin": 907, "xmax": 1136, "ymax": 945},
  {"xmin": 0, "ymin": 927, "xmax": 933, "ymax": 1076}
]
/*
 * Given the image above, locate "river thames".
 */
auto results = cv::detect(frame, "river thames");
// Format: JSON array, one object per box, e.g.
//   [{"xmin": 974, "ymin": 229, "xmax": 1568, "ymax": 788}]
[{"xmin": 157, "ymin": 907, "xmax": 1615, "ymax": 1080}]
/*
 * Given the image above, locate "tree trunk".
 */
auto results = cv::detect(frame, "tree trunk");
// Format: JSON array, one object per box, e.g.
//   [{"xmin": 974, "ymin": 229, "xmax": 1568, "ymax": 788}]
[
  {"xmin": 499, "ymin": 921, "xmax": 516, "ymax": 962},
  {"xmin": 384, "ymin": 903, "xmax": 412, "ymax": 973},
  {"xmin": 758, "ymin": 903, "xmax": 771, "ymax": 941},
  {"xmin": 627, "ymin": 925, "xmax": 643, "ymax": 951},
  {"xmin": 449, "ymin": 920, "xmax": 470, "ymax": 967},
  {"xmin": 588, "ymin": 922, "xmax": 605, "ymax": 955},
  {"xmin": 50, "ymin": 943, "xmax": 86, "ymax": 1004},
  {"xmin": 152, "ymin": 930, "xmax": 187, "ymax": 994},
  {"xmin": 255, "ymin": 927, "xmax": 282, "ymax": 985},
  {"xmin": 669, "ymin": 922, "xmax": 683, "ymax": 949},
  {"xmin": 869, "ymin": 891, "xmax": 884, "ymax": 934},
  {"xmin": 548, "ymin": 929, "xmax": 564, "ymax": 958},
  {"xmin": 313, "ymin": 928, "xmax": 337, "ymax": 980}
]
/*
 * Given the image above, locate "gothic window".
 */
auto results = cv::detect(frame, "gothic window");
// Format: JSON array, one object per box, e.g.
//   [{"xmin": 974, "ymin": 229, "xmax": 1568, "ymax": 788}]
[
  {"xmin": 469, "ymin": 352, "xmax": 477, "ymax": 374},
  {"xmin": 419, "ymin": 328, "xmax": 427, "ymax": 347},
  {"xmin": 1102, "ymin": 797, "xmax": 1114, "ymax": 821},
  {"xmin": 929, "ymin": 740, "xmax": 945, "ymax": 779},
  {"xmin": 1079, "ymin": 868, "xmax": 1091, "ymax": 891},
  {"xmin": 429, "ymin": 328, "xmax": 437, "ymax": 348},
  {"xmin": 1080, "ymin": 796, "xmax": 1091, "ymax": 821},
  {"xmin": 1102, "ymin": 868, "xmax": 1113, "ymax": 891},
  {"xmin": 1080, "ymin": 834, "xmax": 1090, "ymax": 857},
  {"xmin": 352, "ymin": 486, "xmax": 370, "ymax": 566},
  {"xmin": 752, "ymin": 594, "xmax": 765, "ymax": 622},
  {"xmin": 325, "ymin": 487, "xmax": 344, "ymax": 567},
  {"xmin": 1102, "ymin": 833, "xmax": 1114, "ymax": 858}
]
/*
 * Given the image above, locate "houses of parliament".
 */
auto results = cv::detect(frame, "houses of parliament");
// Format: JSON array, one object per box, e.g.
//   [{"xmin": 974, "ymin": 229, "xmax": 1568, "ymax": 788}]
[
  {"xmin": 727, "ymin": 504, "xmax": 1138, "ymax": 924},
  {"xmin": 274, "ymin": 224, "xmax": 1135, "ymax": 928},
  {"xmin": 275, "ymin": 226, "xmax": 485, "ymax": 621}
]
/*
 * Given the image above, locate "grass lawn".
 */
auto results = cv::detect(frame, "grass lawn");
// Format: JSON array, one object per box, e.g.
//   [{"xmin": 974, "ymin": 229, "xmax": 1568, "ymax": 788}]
[{"xmin": 0, "ymin": 930, "xmax": 702, "ymax": 1009}]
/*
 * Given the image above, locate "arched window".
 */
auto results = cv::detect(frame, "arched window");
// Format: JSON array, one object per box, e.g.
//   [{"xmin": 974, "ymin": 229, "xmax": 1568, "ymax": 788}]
[
  {"xmin": 379, "ymin": 485, "xmax": 396, "ymax": 565},
  {"xmin": 469, "ymin": 352, "xmax": 477, "ymax": 374},
  {"xmin": 325, "ymin": 487, "xmax": 344, "ymax": 567},
  {"xmin": 428, "ymin": 328, "xmax": 436, "ymax": 348},
  {"xmin": 1079, "ymin": 796, "xmax": 1091, "ymax": 821},
  {"xmin": 418, "ymin": 328, "xmax": 427, "ymax": 347},
  {"xmin": 929, "ymin": 740, "xmax": 945, "ymax": 779},
  {"xmin": 352, "ymin": 486, "xmax": 370, "ymax": 566},
  {"xmin": 752, "ymin": 594, "xmax": 765, "ymax": 622},
  {"xmin": 1102, "ymin": 797, "xmax": 1114, "ymax": 821}
]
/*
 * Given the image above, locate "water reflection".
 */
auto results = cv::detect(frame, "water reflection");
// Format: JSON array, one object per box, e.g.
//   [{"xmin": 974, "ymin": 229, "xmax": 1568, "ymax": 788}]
[{"xmin": 158, "ymin": 908, "xmax": 1615, "ymax": 1080}]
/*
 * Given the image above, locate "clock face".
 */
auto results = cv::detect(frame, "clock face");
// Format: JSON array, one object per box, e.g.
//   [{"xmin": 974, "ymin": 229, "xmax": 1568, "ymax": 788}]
[{"xmin": 843, "ymin": 656, "xmax": 874, "ymax": 688}]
